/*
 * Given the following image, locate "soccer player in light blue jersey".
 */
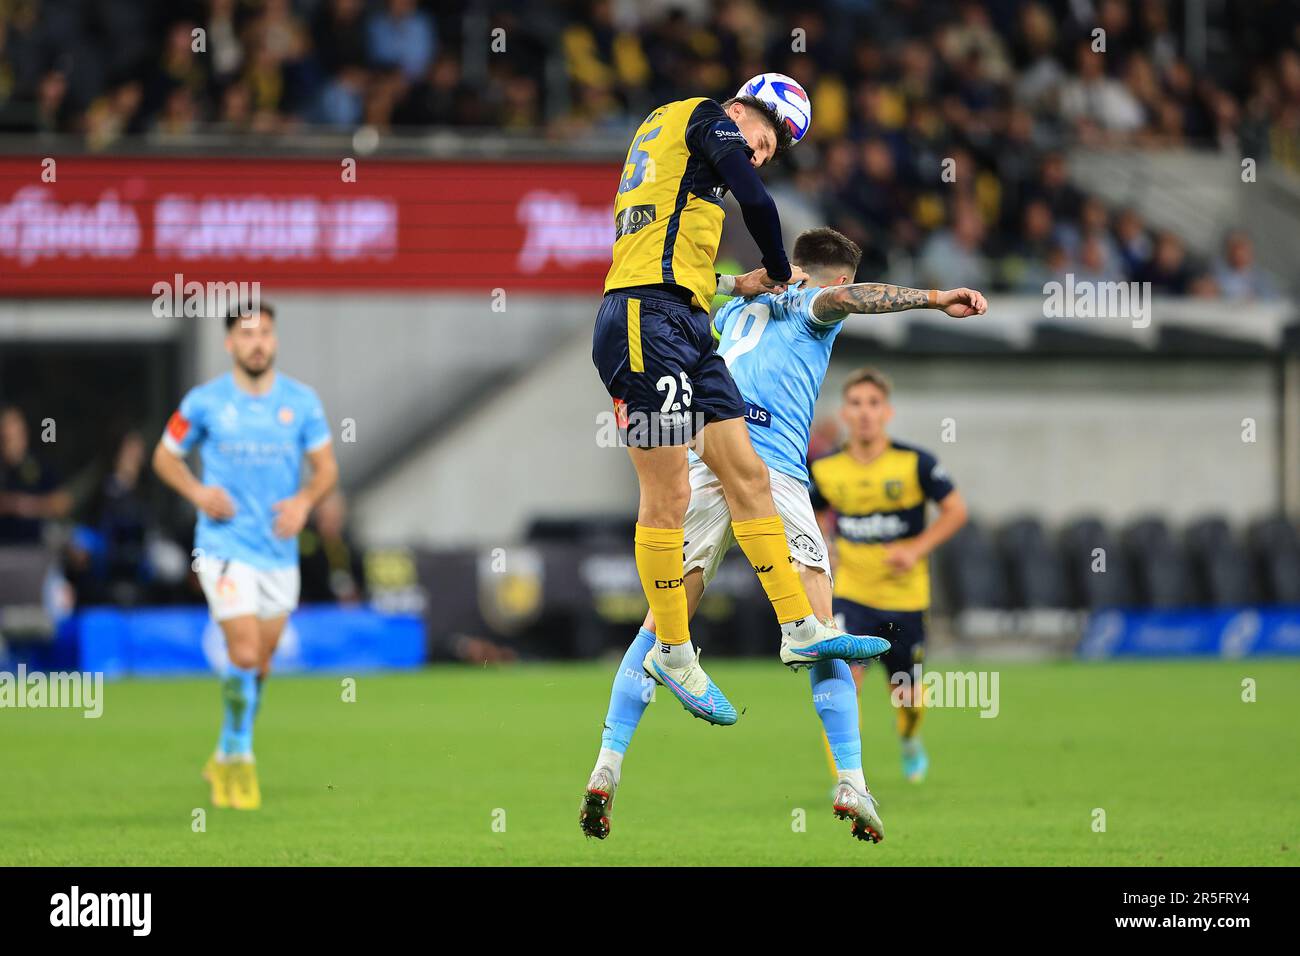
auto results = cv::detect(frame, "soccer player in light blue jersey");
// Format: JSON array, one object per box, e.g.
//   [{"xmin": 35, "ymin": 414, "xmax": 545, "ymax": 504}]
[
  {"xmin": 153, "ymin": 304, "xmax": 338, "ymax": 810},
  {"xmin": 580, "ymin": 227, "xmax": 986, "ymax": 843}
]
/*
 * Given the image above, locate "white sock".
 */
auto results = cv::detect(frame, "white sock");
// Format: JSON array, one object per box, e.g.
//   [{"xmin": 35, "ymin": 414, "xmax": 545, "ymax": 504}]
[
  {"xmin": 596, "ymin": 748, "xmax": 624, "ymax": 783},
  {"xmin": 781, "ymin": 614, "xmax": 823, "ymax": 639},
  {"xmin": 657, "ymin": 638, "xmax": 695, "ymax": 668},
  {"xmin": 839, "ymin": 769, "xmax": 867, "ymax": 792}
]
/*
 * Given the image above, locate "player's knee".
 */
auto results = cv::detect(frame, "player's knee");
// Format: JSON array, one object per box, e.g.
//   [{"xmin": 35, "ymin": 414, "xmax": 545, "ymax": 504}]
[{"xmin": 228, "ymin": 644, "xmax": 259, "ymax": 670}]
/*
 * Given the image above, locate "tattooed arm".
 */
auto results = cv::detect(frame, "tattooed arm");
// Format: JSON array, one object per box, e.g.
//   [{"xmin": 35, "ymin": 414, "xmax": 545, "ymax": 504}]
[{"xmin": 810, "ymin": 283, "xmax": 987, "ymax": 323}]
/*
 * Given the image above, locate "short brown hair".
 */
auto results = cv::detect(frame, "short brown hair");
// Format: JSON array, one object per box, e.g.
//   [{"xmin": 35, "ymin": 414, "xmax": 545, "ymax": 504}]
[
  {"xmin": 842, "ymin": 366, "xmax": 892, "ymax": 398},
  {"xmin": 793, "ymin": 227, "xmax": 863, "ymax": 276}
]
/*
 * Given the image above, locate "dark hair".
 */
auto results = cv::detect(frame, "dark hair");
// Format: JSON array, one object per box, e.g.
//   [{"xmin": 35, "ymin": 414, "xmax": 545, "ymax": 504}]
[
  {"xmin": 225, "ymin": 302, "xmax": 276, "ymax": 330},
  {"xmin": 720, "ymin": 94, "xmax": 794, "ymax": 157},
  {"xmin": 792, "ymin": 227, "xmax": 863, "ymax": 275}
]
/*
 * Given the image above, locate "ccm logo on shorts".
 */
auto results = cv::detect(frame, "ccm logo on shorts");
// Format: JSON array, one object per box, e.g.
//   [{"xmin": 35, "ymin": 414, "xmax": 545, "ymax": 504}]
[{"xmin": 745, "ymin": 401, "xmax": 772, "ymax": 428}]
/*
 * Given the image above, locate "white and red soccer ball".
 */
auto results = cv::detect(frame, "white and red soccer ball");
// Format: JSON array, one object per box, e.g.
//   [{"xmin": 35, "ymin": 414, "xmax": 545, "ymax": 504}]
[{"xmin": 738, "ymin": 73, "xmax": 812, "ymax": 145}]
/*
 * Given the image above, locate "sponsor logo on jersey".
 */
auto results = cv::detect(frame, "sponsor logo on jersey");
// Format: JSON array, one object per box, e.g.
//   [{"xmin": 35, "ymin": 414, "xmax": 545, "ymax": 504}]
[
  {"xmin": 614, "ymin": 204, "xmax": 656, "ymax": 239},
  {"xmin": 885, "ymin": 479, "xmax": 904, "ymax": 501},
  {"xmin": 744, "ymin": 401, "xmax": 772, "ymax": 428},
  {"xmin": 278, "ymin": 405, "xmax": 295, "ymax": 425},
  {"xmin": 838, "ymin": 512, "xmax": 910, "ymax": 543}
]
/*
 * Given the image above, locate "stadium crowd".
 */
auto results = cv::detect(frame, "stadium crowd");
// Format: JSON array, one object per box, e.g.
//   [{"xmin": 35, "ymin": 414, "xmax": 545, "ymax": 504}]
[{"xmin": 2, "ymin": 1, "xmax": 1294, "ymax": 294}]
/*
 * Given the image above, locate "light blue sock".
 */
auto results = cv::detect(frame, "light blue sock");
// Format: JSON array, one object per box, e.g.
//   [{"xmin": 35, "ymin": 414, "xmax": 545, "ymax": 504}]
[
  {"xmin": 600, "ymin": 627, "xmax": 658, "ymax": 755},
  {"xmin": 810, "ymin": 659, "xmax": 863, "ymax": 776},
  {"xmin": 219, "ymin": 666, "xmax": 259, "ymax": 757},
  {"xmin": 217, "ymin": 673, "xmax": 264, "ymax": 756}
]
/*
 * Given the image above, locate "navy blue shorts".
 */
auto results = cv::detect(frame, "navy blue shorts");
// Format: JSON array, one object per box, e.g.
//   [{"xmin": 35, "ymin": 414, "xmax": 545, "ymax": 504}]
[
  {"xmin": 833, "ymin": 598, "xmax": 927, "ymax": 681},
  {"xmin": 593, "ymin": 287, "xmax": 745, "ymax": 447}
]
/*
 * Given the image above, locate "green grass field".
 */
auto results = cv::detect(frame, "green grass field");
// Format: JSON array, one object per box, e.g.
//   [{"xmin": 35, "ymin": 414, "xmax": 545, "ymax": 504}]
[{"xmin": 3, "ymin": 658, "xmax": 1298, "ymax": 866}]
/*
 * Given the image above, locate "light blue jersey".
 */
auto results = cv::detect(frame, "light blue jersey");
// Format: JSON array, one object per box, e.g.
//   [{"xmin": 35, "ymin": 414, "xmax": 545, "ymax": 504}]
[
  {"xmin": 163, "ymin": 372, "xmax": 331, "ymax": 570},
  {"xmin": 703, "ymin": 283, "xmax": 843, "ymax": 484}
]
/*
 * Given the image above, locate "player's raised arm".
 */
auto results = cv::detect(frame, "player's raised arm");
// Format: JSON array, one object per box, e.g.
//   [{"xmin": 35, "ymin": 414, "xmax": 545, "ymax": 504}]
[
  {"xmin": 689, "ymin": 94, "xmax": 797, "ymax": 288},
  {"xmin": 812, "ymin": 284, "xmax": 989, "ymax": 323}
]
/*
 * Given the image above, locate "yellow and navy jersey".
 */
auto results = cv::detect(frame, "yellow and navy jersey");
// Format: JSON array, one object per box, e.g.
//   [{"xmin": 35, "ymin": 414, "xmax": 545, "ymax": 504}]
[
  {"xmin": 604, "ymin": 97, "xmax": 751, "ymax": 311},
  {"xmin": 809, "ymin": 441, "xmax": 955, "ymax": 612}
]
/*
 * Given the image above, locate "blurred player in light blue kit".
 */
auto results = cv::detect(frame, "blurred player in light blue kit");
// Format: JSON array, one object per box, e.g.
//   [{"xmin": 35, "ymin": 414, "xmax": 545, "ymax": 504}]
[
  {"xmin": 153, "ymin": 304, "xmax": 338, "ymax": 810},
  {"xmin": 581, "ymin": 228, "xmax": 986, "ymax": 843}
]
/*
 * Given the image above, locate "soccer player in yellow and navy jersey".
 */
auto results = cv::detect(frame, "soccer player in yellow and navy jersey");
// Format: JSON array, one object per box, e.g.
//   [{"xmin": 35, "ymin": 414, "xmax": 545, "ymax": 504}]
[
  {"xmin": 811, "ymin": 368, "xmax": 969, "ymax": 783},
  {"xmin": 584, "ymin": 93, "xmax": 893, "ymax": 836}
]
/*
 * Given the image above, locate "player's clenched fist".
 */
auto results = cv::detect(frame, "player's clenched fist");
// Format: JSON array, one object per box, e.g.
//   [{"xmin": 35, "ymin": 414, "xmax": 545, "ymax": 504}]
[
  {"xmin": 936, "ymin": 288, "xmax": 988, "ymax": 317},
  {"xmin": 191, "ymin": 485, "xmax": 235, "ymax": 521}
]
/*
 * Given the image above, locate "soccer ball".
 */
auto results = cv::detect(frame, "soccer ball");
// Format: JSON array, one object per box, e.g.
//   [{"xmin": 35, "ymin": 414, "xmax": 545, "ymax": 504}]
[{"xmin": 738, "ymin": 73, "xmax": 812, "ymax": 145}]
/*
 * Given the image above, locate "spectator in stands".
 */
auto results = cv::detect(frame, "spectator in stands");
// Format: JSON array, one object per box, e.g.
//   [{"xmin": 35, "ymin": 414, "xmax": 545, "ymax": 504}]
[
  {"xmin": 299, "ymin": 489, "xmax": 366, "ymax": 605},
  {"xmin": 1073, "ymin": 233, "xmax": 1126, "ymax": 286},
  {"xmin": 917, "ymin": 201, "xmax": 988, "ymax": 291},
  {"xmin": 366, "ymin": 0, "xmax": 435, "ymax": 82},
  {"xmin": 1030, "ymin": 152, "xmax": 1084, "ymax": 224},
  {"xmin": 1135, "ymin": 230, "xmax": 1196, "ymax": 295},
  {"xmin": 144, "ymin": 21, "xmax": 208, "ymax": 125},
  {"xmin": 393, "ymin": 54, "xmax": 485, "ymax": 127},
  {"xmin": 1059, "ymin": 40, "xmax": 1145, "ymax": 141},
  {"xmin": 561, "ymin": 0, "xmax": 650, "ymax": 114},
  {"xmin": 33, "ymin": 69, "xmax": 71, "ymax": 133},
  {"xmin": 1112, "ymin": 206, "xmax": 1154, "ymax": 279},
  {"xmin": 205, "ymin": 0, "xmax": 246, "ymax": 87},
  {"xmin": 0, "ymin": 405, "xmax": 71, "ymax": 545},
  {"xmin": 1211, "ymin": 231, "xmax": 1281, "ymax": 301},
  {"xmin": 66, "ymin": 430, "xmax": 153, "ymax": 606},
  {"xmin": 313, "ymin": 0, "xmax": 369, "ymax": 76},
  {"xmin": 1005, "ymin": 198, "xmax": 1057, "ymax": 291}
]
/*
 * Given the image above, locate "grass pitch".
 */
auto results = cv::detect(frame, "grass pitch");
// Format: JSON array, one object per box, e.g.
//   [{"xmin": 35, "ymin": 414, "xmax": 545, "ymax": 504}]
[{"xmin": 3, "ymin": 658, "xmax": 1297, "ymax": 866}]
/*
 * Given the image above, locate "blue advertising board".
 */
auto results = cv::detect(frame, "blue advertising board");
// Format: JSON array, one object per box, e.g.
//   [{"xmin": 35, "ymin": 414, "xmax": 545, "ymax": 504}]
[
  {"xmin": 66, "ymin": 606, "xmax": 425, "ymax": 678},
  {"xmin": 1079, "ymin": 607, "xmax": 1300, "ymax": 658}
]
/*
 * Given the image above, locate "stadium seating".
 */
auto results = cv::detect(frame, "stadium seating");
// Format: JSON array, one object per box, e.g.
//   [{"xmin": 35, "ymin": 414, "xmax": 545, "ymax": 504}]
[
  {"xmin": 1247, "ymin": 516, "xmax": 1300, "ymax": 605},
  {"xmin": 1120, "ymin": 516, "xmax": 1197, "ymax": 608},
  {"xmin": 939, "ymin": 522, "xmax": 1010, "ymax": 612},
  {"xmin": 1185, "ymin": 516, "xmax": 1258, "ymax": 606},
  {"xmin": 997, "ymin": 516, "xmax": 1071, "ymax": 609},
  {"xmin": 1059, "ymin": 516, "xmax": 1136, "ymax": 610}
]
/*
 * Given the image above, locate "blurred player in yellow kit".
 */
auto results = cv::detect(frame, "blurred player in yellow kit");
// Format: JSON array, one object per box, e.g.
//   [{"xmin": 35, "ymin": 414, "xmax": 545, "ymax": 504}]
[{"xmin": 812, "ymin": 368, "xmax": 968, "ymax": 782}]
